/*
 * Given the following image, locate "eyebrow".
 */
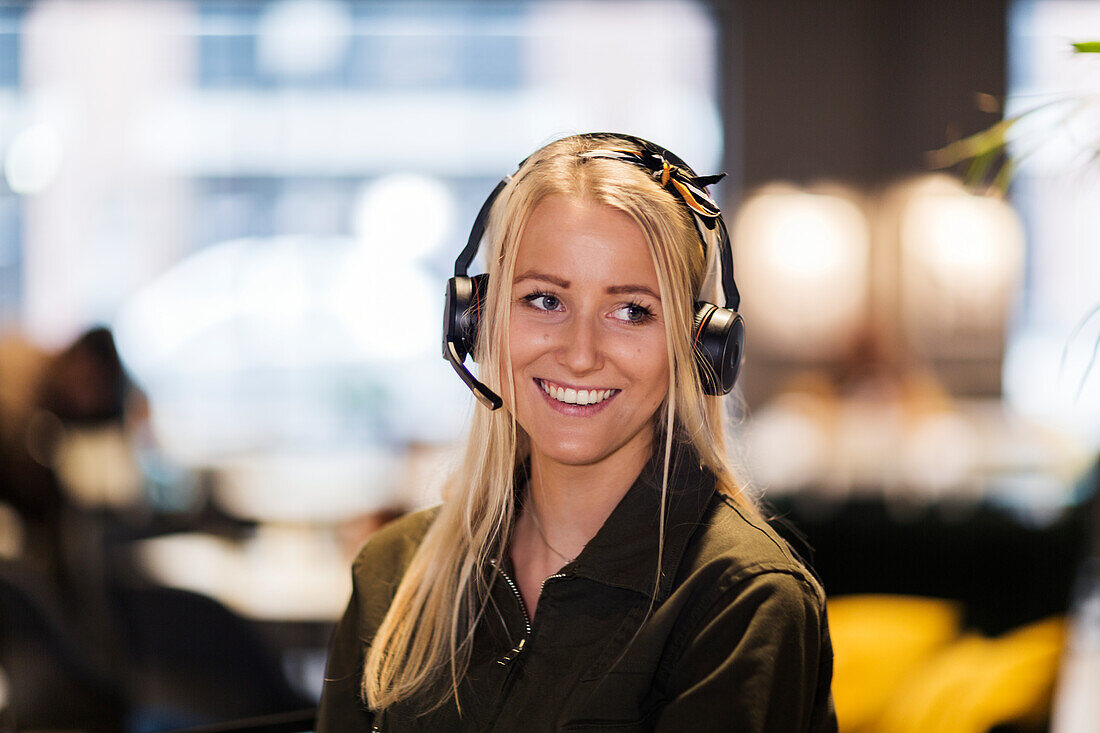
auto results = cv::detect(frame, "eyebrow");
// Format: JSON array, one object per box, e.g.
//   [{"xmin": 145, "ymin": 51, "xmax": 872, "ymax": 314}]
[
  {"xmin": 513, "ymin": 270, "xmax": 661, "ymax": 301},
  {"xmin": 606, "ymin": 283, "xmax": 662, "ymax": 300},
  {"xmin": 514, "ymin": 270, "xmax": 570, "ymax": 289}
]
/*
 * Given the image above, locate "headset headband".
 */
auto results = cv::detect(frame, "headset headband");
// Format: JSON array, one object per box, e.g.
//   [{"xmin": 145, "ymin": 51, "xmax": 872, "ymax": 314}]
[{"xmin": 454, "ymin": 133, "xmax": 739, "ymax": 311}]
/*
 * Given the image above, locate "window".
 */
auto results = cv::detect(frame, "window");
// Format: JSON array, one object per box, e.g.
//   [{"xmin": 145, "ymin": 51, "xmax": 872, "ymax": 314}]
[{"xmin": 1004, "ymin": 0, "xmax": 1100, "ymax": 447}]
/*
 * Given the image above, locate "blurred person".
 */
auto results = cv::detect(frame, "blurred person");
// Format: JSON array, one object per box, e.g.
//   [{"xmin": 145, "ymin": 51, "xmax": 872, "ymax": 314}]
[
  {"xmin": 318, "ymin": 134, "xmax": 836, "ymax": 731},
  {"xmin": 36, "ymin": 326, "xmax": 144, "ymax": 511},
  {"xmin": 0, "ymin": 327, "xmax": 143, "ymax": 570},
  {"xmin": 0, "ymin": 329, "xmax": 131, "ymax": 730},
  {"xmin": 39, "ymin": 326, "xmax": 144, "ymax": 579},
  {"xmin": 5, "ymin": 327, "xmax": 145, "ymax": 632}
]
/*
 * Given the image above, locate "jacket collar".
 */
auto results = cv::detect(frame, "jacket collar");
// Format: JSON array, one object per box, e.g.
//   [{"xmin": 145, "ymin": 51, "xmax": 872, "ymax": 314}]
[{"xmin": 563, "ymin": 442, "xmax": 717, "ymax": 601}]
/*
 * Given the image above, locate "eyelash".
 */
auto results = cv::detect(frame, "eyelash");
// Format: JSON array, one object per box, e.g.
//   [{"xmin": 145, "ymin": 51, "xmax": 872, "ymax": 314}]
[
  {"xmin": 521, "ymin": 291, "xmax": 563, "ymax": 312},
  {"xmin": 620, "ymin": 300, "xmax": 657, "ymax": 324},
  {"xmin": 520, "ymin": 291, "xmax": 656, "ymax": 325}
]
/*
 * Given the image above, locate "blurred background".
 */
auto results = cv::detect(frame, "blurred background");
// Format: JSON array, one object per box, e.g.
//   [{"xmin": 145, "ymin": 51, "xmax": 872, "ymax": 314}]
[{"xmin": 0, "ymin": 0, "xmax": 1097, "ymax": 731}]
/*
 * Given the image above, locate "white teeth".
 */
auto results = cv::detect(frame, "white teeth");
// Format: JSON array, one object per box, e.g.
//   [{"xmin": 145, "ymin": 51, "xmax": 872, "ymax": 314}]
[{"xmin": 539, "ymin": 380, "xmax": 615, "ymax": 406}]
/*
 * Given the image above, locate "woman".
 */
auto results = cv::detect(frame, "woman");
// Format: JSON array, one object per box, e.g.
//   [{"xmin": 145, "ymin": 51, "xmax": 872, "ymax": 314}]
[{"xmin": 318, "ymin": 133, "xmax": 836, "ymax": 731}]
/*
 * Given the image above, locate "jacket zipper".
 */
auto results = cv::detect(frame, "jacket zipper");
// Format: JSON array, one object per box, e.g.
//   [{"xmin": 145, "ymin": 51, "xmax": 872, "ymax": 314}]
[
  {"xmin": 484, "ymin": 561, "xmax": 569, "ymax": 731},
  {"xmin": 368, "ymin": 565, "xmax": 564, "ymax": 733},
  {"xmin": 493, "ymin": 560, "xmax": 567, "ymax": 664}
]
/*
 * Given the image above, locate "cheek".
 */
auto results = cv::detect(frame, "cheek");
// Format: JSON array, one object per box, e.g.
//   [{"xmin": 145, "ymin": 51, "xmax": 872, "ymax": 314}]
[
  {"xmin": 645, "ymin": 365, "xmax": 670, "ymax": 400},
  {"xmin": 508, "ymin": 320, "xmax": 539, "ymax": 369},
  {"xmin": 505, "ymin": 321, "xmax": 550, "ymax": 403},
  {"xmin": 628, "ymin": 333, "xmax": 668, "ymax": 373},
  {"xmin": 642, "ymin": 345, "xmax": 671, "ymax": 400}
]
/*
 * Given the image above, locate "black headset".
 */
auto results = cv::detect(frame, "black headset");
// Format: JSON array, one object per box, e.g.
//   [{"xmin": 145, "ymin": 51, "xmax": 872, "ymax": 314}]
[{"xmin": 442, "ymin": 133, "xmax": 745, "ymax": 411}]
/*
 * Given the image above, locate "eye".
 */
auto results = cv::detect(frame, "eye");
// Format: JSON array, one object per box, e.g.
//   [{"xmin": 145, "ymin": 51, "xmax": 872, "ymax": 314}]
[
  {"xmin": 521, "ymin": 291, "xmax": 563, "ymax": 312},
  {"xmin": 612, "ymin": 302, "xmax": 656, "ymax": 324}
]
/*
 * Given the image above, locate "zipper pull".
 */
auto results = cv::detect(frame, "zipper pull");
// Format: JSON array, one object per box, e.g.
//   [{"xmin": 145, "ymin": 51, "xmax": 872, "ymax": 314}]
[{"xmin": 496, "ymin": 635, "xmax": 526, "ymax": 665}]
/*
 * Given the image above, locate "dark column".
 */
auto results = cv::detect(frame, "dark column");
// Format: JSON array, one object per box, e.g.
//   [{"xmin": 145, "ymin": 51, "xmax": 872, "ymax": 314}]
[{"xmin": 717, "ymin": 0, "xmax": 1007, "ymax": 191}]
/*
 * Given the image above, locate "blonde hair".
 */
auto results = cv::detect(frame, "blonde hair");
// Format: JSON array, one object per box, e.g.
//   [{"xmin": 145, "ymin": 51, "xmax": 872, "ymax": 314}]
[{"xmin": 361, "ymin": 134, "xmax": 755, "ymax": 711}]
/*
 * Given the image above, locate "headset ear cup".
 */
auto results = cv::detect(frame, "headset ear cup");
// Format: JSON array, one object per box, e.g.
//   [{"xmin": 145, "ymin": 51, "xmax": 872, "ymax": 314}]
[
  {"xmin": 443, "ymin": 274, "xmax": 489, "ymax": 362},
  {"xmin": 692, "ymin": 302, "xmax": 745, "ymax": 395}
]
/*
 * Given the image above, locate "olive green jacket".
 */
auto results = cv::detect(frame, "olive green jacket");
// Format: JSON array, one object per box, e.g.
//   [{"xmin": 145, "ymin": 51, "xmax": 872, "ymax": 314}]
[{"xmin": 317, "ymin": 448, "xmax": 837, "ymax": 732}]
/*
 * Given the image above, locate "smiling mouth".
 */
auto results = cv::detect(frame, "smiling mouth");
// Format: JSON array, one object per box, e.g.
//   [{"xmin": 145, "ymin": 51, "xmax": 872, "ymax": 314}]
[{"xmin": 536, "ymin": 378, "xmax": 620, "ymax": 406}]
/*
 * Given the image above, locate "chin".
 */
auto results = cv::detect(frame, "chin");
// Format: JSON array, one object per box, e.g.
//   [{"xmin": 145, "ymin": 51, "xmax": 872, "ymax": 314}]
[
  {"xmin": 527, "ymin": 436, "xmax": 602, "ymax": 467},
  {"xmin": 540, "ymin": 446, "xmax": 614, "ymax": 468},
  {"xmin": 530, "ymin": 428, "xmax": 654, "ymax": 470}
]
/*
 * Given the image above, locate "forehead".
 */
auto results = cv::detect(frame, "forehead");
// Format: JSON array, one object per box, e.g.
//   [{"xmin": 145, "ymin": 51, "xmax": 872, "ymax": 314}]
[{"xmin": 514, "ymin": 195, "xmax": 658, "ymax": 287}]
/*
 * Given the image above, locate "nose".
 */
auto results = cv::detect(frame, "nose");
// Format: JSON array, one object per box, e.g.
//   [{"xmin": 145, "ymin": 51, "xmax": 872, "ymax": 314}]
[{"xmin": 556, "ymin": 313, "xmax": 603, "ymax": 375}]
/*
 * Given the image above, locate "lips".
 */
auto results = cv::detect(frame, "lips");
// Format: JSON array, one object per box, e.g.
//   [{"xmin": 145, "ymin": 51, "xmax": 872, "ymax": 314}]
[{"xmin": 536, "ymin": 378, "xmax": 620, "ymax": 406}]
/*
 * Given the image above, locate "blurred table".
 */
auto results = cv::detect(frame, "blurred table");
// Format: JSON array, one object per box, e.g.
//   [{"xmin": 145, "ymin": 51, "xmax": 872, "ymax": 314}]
[
  {"xmin": 129, "ymin": 525, "xmax": 352, "ymax": 703},
  {"xmin": 133, "ymin": 525, "xmax": 350, "ymax": 623}
]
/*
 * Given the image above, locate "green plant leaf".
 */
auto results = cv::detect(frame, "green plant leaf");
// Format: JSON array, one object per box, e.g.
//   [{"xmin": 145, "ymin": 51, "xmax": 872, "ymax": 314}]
[
  {"xmin": 991, "ymin": 157, "xmax": 1016, "ymax": 193},
  {"xmin": 930, "ymin": 117, "xmax": 1017, "ymax": 169},
  {"xmin": 1072, "ymin": 41, "xmax": 1100, "ymax": 53}
]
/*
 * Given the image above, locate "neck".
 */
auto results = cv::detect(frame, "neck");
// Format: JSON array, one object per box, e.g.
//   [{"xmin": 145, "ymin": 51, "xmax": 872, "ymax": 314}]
[
  {"xmin": 508, "ymin": 434, "xmax": 659, "ymax": 618},
  {"xmin": 523, "ymin": 433, "xmax": 655, "ymax": 560}
]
